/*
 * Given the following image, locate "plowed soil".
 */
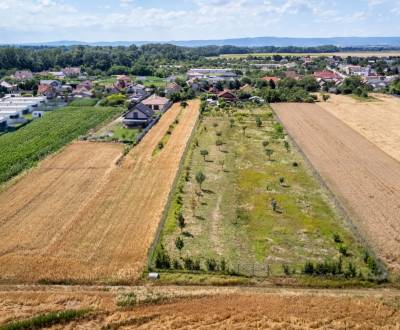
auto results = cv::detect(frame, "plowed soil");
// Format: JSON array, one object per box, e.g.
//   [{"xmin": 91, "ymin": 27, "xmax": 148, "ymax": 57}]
[
  {"xmin": 0, "ymin": 100, "xmax": 199, "ymax": 284},
  {"xmin": 319, "ymin": 94, "xmax": 400, "ymax": 162},
  {"xmin": 1, "ymin": 286, "xmax": 400, "ymax": 329},
  {"xmin": 272, "ymin": 103, "xmax": 400, "ymax": 272}
]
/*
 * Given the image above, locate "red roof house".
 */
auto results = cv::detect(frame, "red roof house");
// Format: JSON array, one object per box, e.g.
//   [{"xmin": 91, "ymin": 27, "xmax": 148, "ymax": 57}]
[{"xmin": 313, "ymin": 70, "xmax": 341, "ymax": 80}]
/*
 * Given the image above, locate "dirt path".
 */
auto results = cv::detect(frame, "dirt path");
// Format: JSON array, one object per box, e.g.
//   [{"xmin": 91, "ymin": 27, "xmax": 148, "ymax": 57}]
[
  {"xmin": 272, "ymin": 103, "xmax": 400, "ymax": 272},
  {"xmin": 319, "ymin": 94, "xmax": 400, "ymax": 162},
  {"xmin": 0, "ymin": 101, "xmax": 199, "ymax": 284},
  {"xmin": 1, "ymin": 285, "xmax": 400, "ymax": 328}
]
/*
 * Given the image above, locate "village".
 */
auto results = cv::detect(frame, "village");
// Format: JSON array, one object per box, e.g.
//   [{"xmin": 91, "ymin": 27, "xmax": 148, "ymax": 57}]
[{"xmin": 1, "ymin": 52, "xmax": 399, "ymax": 135}]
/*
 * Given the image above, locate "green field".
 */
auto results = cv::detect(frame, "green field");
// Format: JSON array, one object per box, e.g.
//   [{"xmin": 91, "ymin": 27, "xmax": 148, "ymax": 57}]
[
  {"xmin": 152, "ymin": 104, "xmax": 373, "ymax": 278},
  {"xmin": 139, "ymin": 76, "xmax": 167, "ymax": 88},
  {"xmin": 0, "ymin": 106, "xmax": 122, "ymax": 185},
  {"xmin": 68, "ymin": 98, "xmax": 99, "ymax": 107}
]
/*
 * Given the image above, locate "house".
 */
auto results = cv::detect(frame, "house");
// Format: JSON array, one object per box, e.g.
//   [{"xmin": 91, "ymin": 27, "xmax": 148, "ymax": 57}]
[
  {"xmin": 123, "ymin": 103, "xmax": 155, "ymax": 128},
  {"xmin": 63, "ymin": 67, "xmax": 81, "ymax": 77},
  {"xmin": 313, "ymin": 71, "xmax": 341, "ymax": 81},
  {"xmin": 115, "ymin": 75, "xmax": 131, "ymax": 89},
  {"xmin": 261, "ymin": 76, "xmax": 281, "ymax": 84},
  {"xmin": 127, "ymin": 84, "xmax": 148, "ymax": 102},
  {"xmin": 72, "ymin": 86, "xmax": 93, "ymax": 98},
  {"xmin": 165, "ymin": 82, "xmax": 182, "ymax": 96},
  {"xmin": 218, "ymin": 90, "xmax": 236, "ymax": 102},
  {"xmin": 142, "ymin": 94, "xmax": 172, "ymax": 112},
  {"xmin": 40, "ymin": 80, "xmax": 62, "ymax": 89},
  {"xmin": 49, "ymin": 71, "xmax": 66, "ymax": 79},
  {"xmin": 38, "ymin": 84, "xmax": 57, "ymax": 99},
  {"xmin": 77, "ymin": 80, "xmax": 93, "ymax": 90},
  {"xmin": 13, "ymin": 70, "xmax": 33, "ymax": 81}
]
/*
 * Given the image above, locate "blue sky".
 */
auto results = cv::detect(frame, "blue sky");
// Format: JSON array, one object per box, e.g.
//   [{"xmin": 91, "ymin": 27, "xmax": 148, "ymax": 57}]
[{"xmin": 0, "ymin": 0, "xmax": 399, "ymax": 43}]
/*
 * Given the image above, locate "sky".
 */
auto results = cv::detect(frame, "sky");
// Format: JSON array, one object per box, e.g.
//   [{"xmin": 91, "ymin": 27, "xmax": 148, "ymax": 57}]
[{"xmin": 0, "ymin": 0, "xmax": 400, "ymax": 43}]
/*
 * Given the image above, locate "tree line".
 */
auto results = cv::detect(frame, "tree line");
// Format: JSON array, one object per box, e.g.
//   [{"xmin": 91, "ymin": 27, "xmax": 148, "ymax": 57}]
[{"xmin": 0, "ymin": 44, "xmax": 343, "ymax": 74}]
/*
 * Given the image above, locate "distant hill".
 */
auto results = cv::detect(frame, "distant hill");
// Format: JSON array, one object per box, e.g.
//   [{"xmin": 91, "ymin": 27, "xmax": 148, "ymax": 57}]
[{"xmin": 6, "ymin": 36, "xmax": 400, "ymax": 48}]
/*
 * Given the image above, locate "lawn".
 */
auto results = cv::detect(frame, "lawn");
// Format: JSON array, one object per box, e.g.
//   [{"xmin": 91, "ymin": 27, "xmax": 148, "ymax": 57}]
[
  {"xmin": 151, "ymin": 104, "xmax": 370, "ymax": 277},
  {"xmin": 111, "ymin": 123, "xmax": 140, "ymax": 143},
  {"xmin": 69, "ymin": 98, "xmax": 99, "ymax": 107},
  {"xmin": 0, "ymin": 106, "xmax": 123, "ymax": 185},
  {"xmin": 137, "ymin": 76, "xmax": 166, "ymax": 88}
]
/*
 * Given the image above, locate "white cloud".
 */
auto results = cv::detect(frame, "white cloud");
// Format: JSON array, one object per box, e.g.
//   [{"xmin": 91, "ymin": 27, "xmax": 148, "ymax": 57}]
[{"xmin": 0, "ymin": 0, "xmax": 399, "ymax": 43}]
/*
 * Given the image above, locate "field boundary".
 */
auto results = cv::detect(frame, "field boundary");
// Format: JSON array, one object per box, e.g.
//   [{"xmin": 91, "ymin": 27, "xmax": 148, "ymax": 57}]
[
  {"xmin": 271, "ymin": 104, "xmax": 388, "ymax": 279},
  {"xmin": 146, "ymin": 105, "xmax": 200, "ymax": 272}
]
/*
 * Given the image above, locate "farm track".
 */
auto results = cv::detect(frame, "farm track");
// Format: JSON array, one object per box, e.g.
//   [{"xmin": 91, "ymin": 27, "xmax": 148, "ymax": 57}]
[
  {"xmin": 0, "ymin": 100, "xmax": 200, "ymax": 283},
  {"xmin": 272, "ymin": 103, "xmax": 400, "ymax": 272},
  {"xmin": 1, "ymin": 285, "xmax": 400, "ymax": 328}
]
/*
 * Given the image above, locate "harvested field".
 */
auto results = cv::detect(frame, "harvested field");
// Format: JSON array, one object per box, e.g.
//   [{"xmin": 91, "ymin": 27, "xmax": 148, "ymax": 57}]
[
  {"xmin": 0, "ymin": 100, "xmax": 199, "ymax": 284},
  {"xmin": 273, "ymin": 103, "xmax": 400, "ymax": 272},
  {"xmin": 319, "ymin": 94, "xmax": 400, "ymax": 162},
  {"xmin": 1, "ymin": 285, "xmax": 400, "ymax": 329}
]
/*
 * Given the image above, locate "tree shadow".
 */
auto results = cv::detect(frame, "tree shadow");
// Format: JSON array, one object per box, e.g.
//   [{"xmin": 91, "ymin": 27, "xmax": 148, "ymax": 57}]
[
  {"xmin": 201, "ymin": 202, "xmax": 208, "ymax": 206},
  {"xmin": 202, "ymin": 189, "xmax": 215, "ymax": 194},
  {"xmin": 182, "ymin": 231, "xmax": 194, "ymax": 238},
  {"xmin": 194, "ymin": 215, "xmax": 206, "ymax": 221}
]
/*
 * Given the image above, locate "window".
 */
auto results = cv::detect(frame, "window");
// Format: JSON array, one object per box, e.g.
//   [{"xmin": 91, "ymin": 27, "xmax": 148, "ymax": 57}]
[{"xmin": 154, "ymin": 105, "xmax": 159, "ymax": 111}]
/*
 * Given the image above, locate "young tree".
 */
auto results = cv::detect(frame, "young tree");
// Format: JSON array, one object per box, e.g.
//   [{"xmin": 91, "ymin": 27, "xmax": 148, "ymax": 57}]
[
  {"xmin": 218, "ymin": 159, "xmax": 225, "ymax": 171},
  {"xmin": 241, "ymin": 125, "xmax": 248, "ymax": 136},
  {"xmin": 256, "ymin": 116, "xmax": 262, "ymax": 128},
  {"xmin": 265, "ymin": 148, "xmax": 274, "ymax": 161},
  {"xmin": 322, "ymin": 94, "xmax": 330, "ymax": 102},
  {"xmin": 284, "ymin": 141, "xmax": 290, "ymax": 152},
  {"xmin": 262, "ymin": 140, "xmax": 269, "ymax": 148},
  {"xmin": 195, "ymin": 171, "xmax": 206, "ymax": 190},
  {"xmin": 177, "ymin": 212, "xmax": 185, "ymax": 232},
  {"xmin": 200, "ymin": 149, "xmax": 209, "ymax": 161},
  {"xmin": 180, "ymin": 100, "xmax": 188, "ymax": 109},
  {"xmin": 271, "ymin": 199, "xmax": 278, "ymax": 212},
  {"xmin": 175, "ymin": 237, "xmax": 184, "ymax": 255},
  {"xmin": 216, "ymin": 139, "xmax": 223, "ymax": 151},
  {"xmin": 229, "ymin": 118, "xmax": 235, "ymax": 128}
]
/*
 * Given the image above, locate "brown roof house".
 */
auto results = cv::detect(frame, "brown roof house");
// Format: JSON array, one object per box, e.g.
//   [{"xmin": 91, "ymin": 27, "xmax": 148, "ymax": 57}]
[
  {"xmin": 142, "ymin": 94, "xmax": 172, "ymax": 112},
  {"xmin": 218, "ymin": 90, "xmax": 236, "ymax": 102},
  {"xmin": 165, "ymin": 82, "xmax": 182, "ymax": 96},
  {"xmin": 38, "ymin": 84, "xmax": 56, "ymax": 99}
]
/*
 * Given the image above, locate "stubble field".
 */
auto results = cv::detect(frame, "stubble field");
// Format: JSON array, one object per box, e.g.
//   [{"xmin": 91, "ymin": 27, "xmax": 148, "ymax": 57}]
[
  {"xmin": 318, "ymin": 94, "xmax": 400, "ymax": 162},
  {"xmin": 0, "ymin": 100, "xmax": 199, "ymax": 284},
  {"xmin": 273, "ymin": 102, "xmax": 400, "ymax": 273},
  {"xmin": 1, "ymin": 286, "xmax": 400, "ymax": 329}
]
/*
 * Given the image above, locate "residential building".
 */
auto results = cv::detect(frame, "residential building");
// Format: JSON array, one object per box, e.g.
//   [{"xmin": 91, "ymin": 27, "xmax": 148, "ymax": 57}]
[
  {"xmin": 63, "ymin": 67, "xmax": 81, "ymax": 77},
  {"xmin": 165, "ymin": 82, "xmax": 182, "ymax": 96},
  {"xmin": 13, "ymin": 70, "xmax": 33, "ymax": 81},
  {"xmin": 218, "ymin": 90, "xmax": 236, "ymax": 102},
  {"xmin": 123, "ymin": 103, "xmax": 155, "ymax": 128},
  {"xmin": 142, "ymin": 94, "xmax": 172, "ymax": 112},
  {"xmin": 38, "ymin": 84, "xmax": 57, "ymax": 99}
]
